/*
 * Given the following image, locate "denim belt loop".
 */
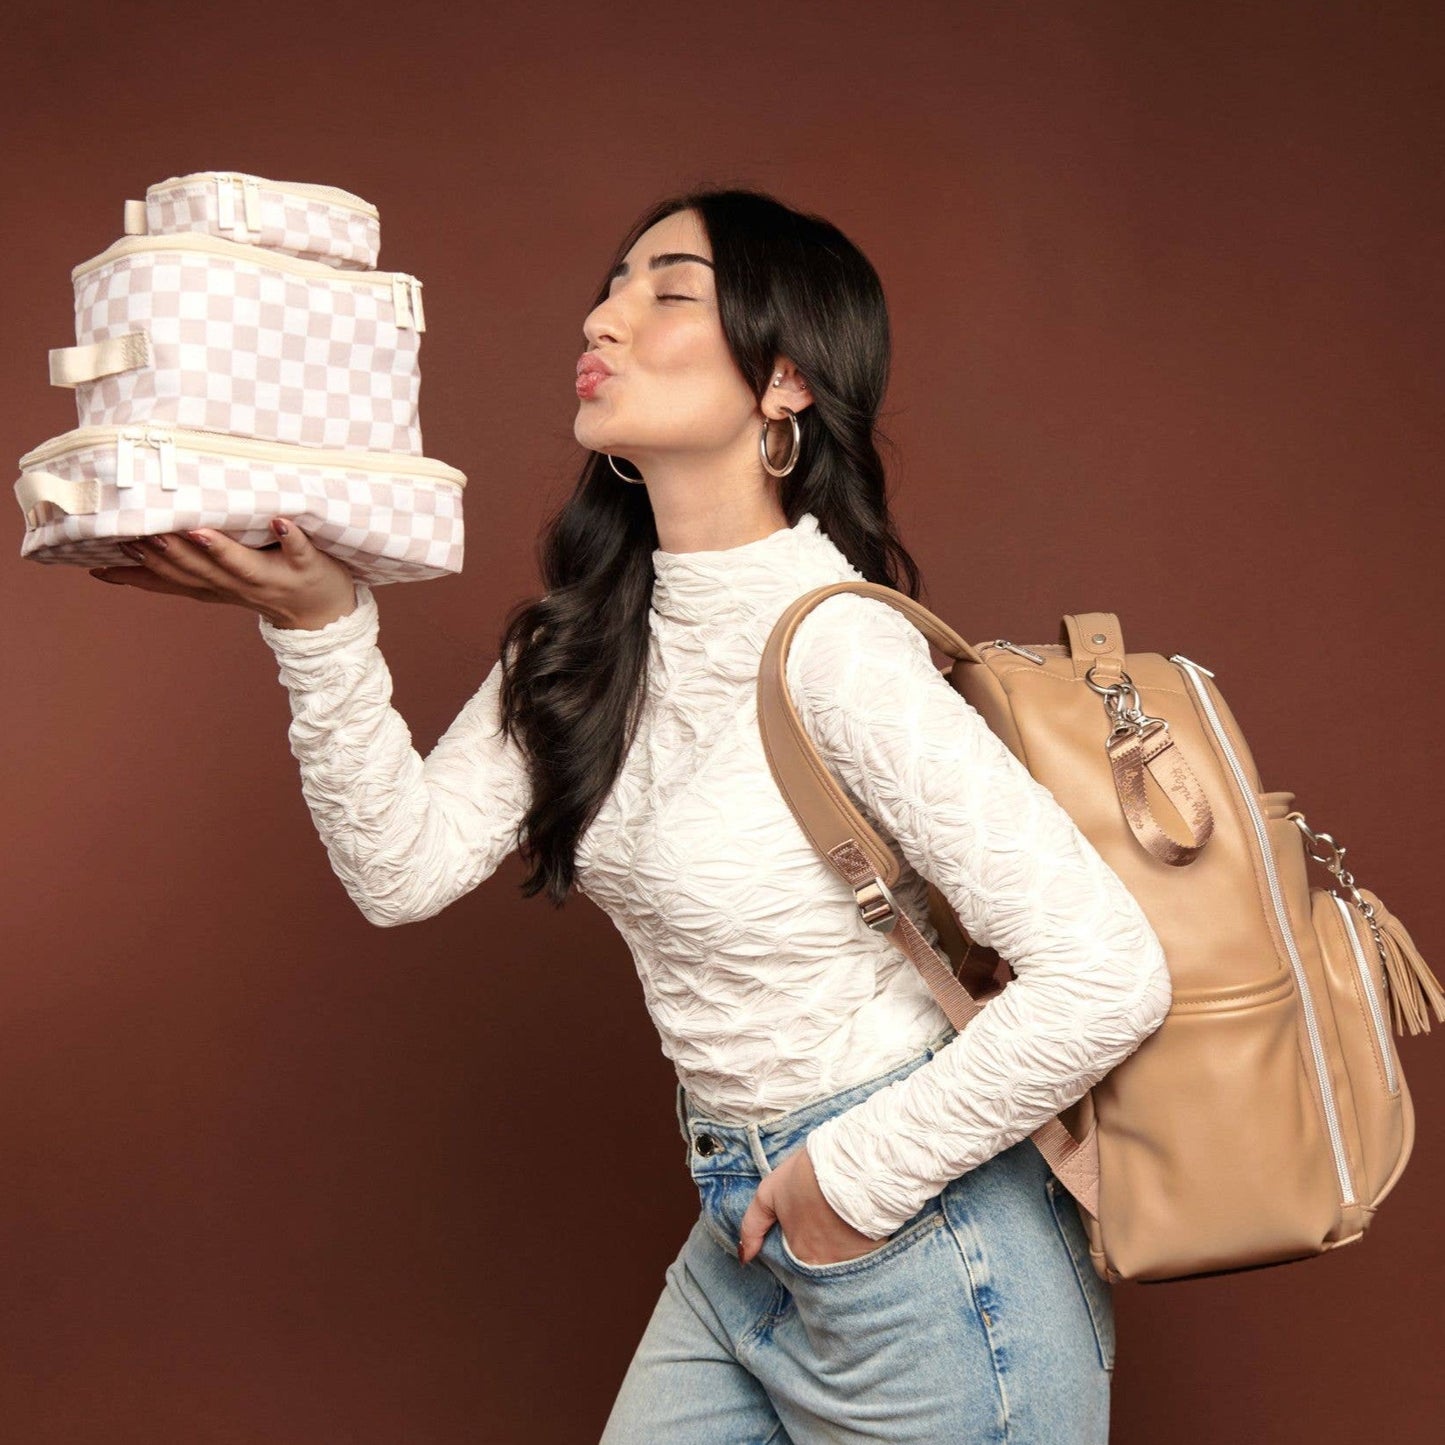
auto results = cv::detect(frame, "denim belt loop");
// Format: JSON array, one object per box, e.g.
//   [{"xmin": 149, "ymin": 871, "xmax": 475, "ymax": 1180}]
[
  {"xmin": 745, "ymin": 1123, "xmax": 774, "ymax": 1176},
  {"xmin": 675, "ymin": 1080, "xmax": 693, "ymax": 1157}
]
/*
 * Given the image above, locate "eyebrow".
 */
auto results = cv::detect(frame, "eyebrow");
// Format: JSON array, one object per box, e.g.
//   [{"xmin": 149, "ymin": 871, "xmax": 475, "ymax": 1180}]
[{"xmin": 607, "ymin": 251, "xmax": 715, "ymax": 282}]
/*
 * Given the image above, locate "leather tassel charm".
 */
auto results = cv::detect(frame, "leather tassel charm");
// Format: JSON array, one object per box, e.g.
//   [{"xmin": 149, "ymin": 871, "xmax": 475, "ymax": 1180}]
[{"xmin": 1358, "ymin": 886, "xmax": 1445, "ymax": 1037}]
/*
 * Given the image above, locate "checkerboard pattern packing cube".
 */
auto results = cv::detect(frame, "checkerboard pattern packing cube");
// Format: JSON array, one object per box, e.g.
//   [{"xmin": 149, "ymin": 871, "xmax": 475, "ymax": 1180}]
[
  {"xmin": 145, "ymin": 173, "xmax": 381, "ymax": 269},
  {"xmin": 14, "ymin": 171, "xmax": 466, "ymax": 585},
  {"xmin": 70, "ymin": 243, "xmax": 422, "ymax": 453},
  {"xmin": 18, "ymin": 431, "xmax": 463, "ymax": 585}
]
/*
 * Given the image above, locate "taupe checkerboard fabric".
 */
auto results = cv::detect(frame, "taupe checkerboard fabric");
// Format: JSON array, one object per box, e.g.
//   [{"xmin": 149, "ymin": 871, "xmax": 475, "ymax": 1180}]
[
  {"xmin": 71, "ymin": 243, "xmax": 422, "ymax": 454},
  {"xmin": 18, "ymin": 172, "xmax": 465, "ymax": 585},
  {"xmin": 19, "ymin": 432, "xmax": 464, "ymax": 585},
  {"xmin": 147, "ymin": 176, "xmax": 381, "ymax": 269}
]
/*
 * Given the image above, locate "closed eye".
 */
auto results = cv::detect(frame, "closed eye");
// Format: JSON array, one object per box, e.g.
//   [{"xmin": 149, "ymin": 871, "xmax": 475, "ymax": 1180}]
[{"xmin": 657, "ymin": 294, "xmax": 696, "ymax": 302}]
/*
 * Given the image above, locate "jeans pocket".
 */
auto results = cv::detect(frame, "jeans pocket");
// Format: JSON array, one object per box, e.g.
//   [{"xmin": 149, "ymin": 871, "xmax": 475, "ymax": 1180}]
[
  {"xmin": 1044, "ymin": 1174, "xmax": 1116, "ymax": 1372},
  {"xmin": 773, "ymin": 1200, "xmax": 943, "ymax": 1282}
]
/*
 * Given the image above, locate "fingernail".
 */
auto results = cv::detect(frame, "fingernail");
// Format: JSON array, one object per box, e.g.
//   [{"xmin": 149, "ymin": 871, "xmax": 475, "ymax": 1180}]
[
  {"xmin": 271, "ymin": 518, "xmax": 290, "ymax": 538},
  {"xmin": 119, "ymin": 541, "xmax": 145, "ymax": 561},
  {"xmin": 144, "ymin": 534, "xmax": 168, "ymax": 552},
  {"xmin": 184, "ymin": 530, "xmax": 212, "ymax": 548}
]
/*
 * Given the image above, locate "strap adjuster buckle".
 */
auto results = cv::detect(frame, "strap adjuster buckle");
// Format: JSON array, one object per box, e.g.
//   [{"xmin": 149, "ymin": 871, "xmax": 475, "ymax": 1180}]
[{"xmin": 855, "ymin": 875, "xmax": 901, "ymax": 933}]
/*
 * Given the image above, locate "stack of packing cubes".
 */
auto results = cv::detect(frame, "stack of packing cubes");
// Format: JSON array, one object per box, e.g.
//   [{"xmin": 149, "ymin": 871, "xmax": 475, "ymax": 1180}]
[{"xmin": 14, "ymin": 169, "xmax": 467, "ymax": 584}]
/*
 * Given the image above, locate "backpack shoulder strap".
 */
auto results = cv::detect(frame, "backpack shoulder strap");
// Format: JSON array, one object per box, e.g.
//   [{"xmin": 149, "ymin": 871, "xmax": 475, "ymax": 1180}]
[
  {"xmin": 756, "ymin": 579, "xmax": 1101, "ymax": 1218},
  {"xmin": 757, "ymin": 579, "xmax": 982, "ymax": 893}
]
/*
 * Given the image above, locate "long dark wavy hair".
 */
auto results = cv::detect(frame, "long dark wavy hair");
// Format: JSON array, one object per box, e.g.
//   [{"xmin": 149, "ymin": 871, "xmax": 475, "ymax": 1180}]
[{"xmin": 496, "ymin": 186, "xmax": 924, "ymax": 906}]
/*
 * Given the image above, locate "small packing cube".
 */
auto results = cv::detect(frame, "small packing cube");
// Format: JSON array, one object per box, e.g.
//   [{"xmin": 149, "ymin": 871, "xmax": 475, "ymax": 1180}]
[
  {"xmin": 16, "ymin": 171, "xmax": 466, "ymax": 585},
  {"xmin": 131, "ymin": 171, "xmax": 382, "ymax": 270}
]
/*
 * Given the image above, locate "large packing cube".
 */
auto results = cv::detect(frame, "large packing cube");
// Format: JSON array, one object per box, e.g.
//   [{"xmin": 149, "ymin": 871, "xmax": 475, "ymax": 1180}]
[
  {"xmin": 15, "ymin": 170, "xmax": 467, "ymax": 585},
  {"xmin": 17, "ymin": 424, "xmax": 465, "ymax": 586}
]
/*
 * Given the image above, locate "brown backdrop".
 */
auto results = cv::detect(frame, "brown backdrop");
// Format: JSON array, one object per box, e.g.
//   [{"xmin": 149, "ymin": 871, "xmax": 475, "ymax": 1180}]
[{"xmin": 3, "ymin": 2, "xmax": 1442, "ymax": 1440}]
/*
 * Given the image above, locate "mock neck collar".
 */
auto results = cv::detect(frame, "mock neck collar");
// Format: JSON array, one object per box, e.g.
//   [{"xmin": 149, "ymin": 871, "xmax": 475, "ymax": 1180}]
[{"xmin": 649, "ymin": 511, "xmax": 861, "ymax": 626}]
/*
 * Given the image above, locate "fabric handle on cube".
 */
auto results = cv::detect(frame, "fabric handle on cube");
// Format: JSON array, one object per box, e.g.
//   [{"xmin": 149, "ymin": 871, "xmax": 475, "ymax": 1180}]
[
  {"xmin": 14, "ymin": 470, "xmax": 100, "ymax": 528},
  {"xmin": 49, "ymin": 330, "xmax": 153, "ymax": 388}
]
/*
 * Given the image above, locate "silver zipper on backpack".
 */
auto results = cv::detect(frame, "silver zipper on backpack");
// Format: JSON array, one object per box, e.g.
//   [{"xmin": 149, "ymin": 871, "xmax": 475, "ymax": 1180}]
[
  {"xmin": 990, "ymin": 639, "xmax": 1046, "ymax": 663},
  {"xmin": 1170, "ymin": 653, "xmax": 1357, "ymax": 1208},
  {"xmin": 1329, "ymin": 892, "xmax": 1399, "ymax": 1095}
]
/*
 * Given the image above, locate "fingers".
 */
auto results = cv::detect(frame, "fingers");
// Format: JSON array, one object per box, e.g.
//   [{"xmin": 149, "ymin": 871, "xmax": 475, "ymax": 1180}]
[
  {"xmin": 109, "ymin": 533, "xmax": 229, "ymax": 594},
  {"xmin": 737, "ymin": 1186, "xmax": 777, "ymax": 1266},
  {"xmin": 88, "ymin": 561, "xmax": 220, "ymax": 602},
  {"xmin": 171, "ymin": 519, "xmax": 312, "ymax": 585},
  {"xmin": 85, "ymin": 519, "xmax": 318, "ymax": 607},
  {"xmin": 95, "ymin": 521, "xmax": 298, "ymax": 593},
  {"xmin": 269, "ymin": 515, "xmax": 315, "ymax": 562},
  {"xmin": 89, "ymin": 534, "xmax": 235, "ymax": 602}
]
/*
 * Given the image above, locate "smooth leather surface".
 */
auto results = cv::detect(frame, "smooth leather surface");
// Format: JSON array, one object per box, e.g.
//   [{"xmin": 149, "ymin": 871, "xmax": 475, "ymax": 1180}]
[{"xmin": 758, "ymin": 591, "xmax": 1425, "ymax": 1283}]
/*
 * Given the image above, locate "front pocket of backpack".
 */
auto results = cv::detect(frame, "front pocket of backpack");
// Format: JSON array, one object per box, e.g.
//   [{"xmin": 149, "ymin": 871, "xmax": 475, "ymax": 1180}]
[{"xmin": 1306, "ymin": 887, "xmax": 1411, "ymax": 1206}]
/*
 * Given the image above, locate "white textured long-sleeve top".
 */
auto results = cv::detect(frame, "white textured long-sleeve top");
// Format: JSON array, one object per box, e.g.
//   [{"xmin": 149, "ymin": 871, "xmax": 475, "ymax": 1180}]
[{"xmin": 256, "ymin": 510, "xmax": 1172, "ymax": 1239}]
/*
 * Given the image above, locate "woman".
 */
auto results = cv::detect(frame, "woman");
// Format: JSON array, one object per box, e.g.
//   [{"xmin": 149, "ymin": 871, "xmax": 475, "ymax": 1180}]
[{"xmin": 88, "ymin": 187, "xmax": 1172, "ymax": 1443}]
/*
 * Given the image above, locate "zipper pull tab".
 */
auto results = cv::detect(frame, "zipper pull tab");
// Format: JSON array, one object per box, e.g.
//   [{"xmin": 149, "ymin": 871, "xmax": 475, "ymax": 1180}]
[
  {"xmin": 992, "ymin": 639, "xmax": 1046, "ymax": 664},
  {"xmin": 146, "ymin": 426, "xmax": 179, "ymax": 491},
  {"xmin": 409, "ymin": 276, "xmax": 426, "ymax": 332},
  {"xmin": 215, "ymin": 172, "xmax": 236, "ymax": 233},
  {"xmin": 391, "ymin": 274, "xmax": 414, "ymax": 329},
  {"xmin": 115, "ymin": 427, "xmax": 142, "ymax": 490},
  {"xmin": 242, "ymin": 175, "xmax": 262, "ymax": 235},
  {"xmin": 1169, "ymin": 653, "xmax": 1216, "ymax": 679}
]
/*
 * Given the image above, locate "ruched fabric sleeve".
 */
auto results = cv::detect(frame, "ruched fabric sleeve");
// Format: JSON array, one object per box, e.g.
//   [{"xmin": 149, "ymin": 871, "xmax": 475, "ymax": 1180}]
[
  {"xmin": 784, "ymin": 592, "xmax": 1173, "ymax": 1240},
  {"xmin": 256, "ymin": 580, "xmax": 531, "ymax": 928}
]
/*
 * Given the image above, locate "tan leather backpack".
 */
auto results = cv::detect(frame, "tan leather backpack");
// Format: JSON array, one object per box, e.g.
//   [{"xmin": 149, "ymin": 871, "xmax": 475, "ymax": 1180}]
[{"xmin": 757, "ymin": 586, "xmax": 1444, "ymax": 1284}]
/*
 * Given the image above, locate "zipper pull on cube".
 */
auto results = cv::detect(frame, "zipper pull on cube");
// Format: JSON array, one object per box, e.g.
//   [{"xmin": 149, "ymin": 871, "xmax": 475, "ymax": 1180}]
[
  {"xmin": 391, "ymin": 274, "xmax": 414, "ymax": 329},
  {"xmin": 147, "ymin": 428, "xmax": 179, "ymax": 491},
  {"xmin": 215, "ymin": 173, "xmax": 235, "ymax": 233},
  {"xmin": 115, "ymin": 428, "xmax": 142, "ymax": 490},
  {"xmin": 241, "ymin": 176, "xmax": 262, "ymax": 235}
]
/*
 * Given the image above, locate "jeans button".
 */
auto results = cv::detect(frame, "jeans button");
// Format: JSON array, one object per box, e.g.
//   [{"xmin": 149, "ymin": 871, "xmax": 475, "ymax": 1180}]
[{"xmin": 694, "ymin": 1132, "xmax": 719, "ymax": 1156}]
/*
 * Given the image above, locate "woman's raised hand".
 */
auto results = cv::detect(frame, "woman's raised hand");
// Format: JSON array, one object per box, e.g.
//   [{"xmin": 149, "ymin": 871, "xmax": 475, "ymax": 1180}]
[{"xmin": 88, "ymin": 519, "xmax": 360, "ymax": 631}]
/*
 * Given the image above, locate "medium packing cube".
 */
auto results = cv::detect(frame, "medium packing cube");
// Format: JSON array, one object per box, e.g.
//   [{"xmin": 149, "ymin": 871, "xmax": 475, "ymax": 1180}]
[{"xmin": 15, "ymin": 170, "xmax": 466, "ymax": 585}]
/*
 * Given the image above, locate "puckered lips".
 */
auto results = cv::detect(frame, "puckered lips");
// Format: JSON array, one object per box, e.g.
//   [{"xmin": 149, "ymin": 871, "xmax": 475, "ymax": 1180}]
[{"xmin": 576, "ymin": 351, "xmax": 615, "ymax": 399}]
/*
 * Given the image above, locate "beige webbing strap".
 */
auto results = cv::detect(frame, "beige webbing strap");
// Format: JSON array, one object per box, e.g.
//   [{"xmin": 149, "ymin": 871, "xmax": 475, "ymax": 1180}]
[
  {"xmin": 1064, "ymin": 610, "xmax": 1214, "ymax": 866},
  {"xmin": 123, "ymin": 198, "xmax": 148, "ymax": 235},
  {"xmin": 49, "ymin": 330, "xmax": 153, "ymax": 388},
  {"xmin": 15, "ymin": 470, "xmax": 100, "ymax": 528},
  {"xmin": 1107, "ymin": 721, "xmax": 1215, "ymax": 866}
]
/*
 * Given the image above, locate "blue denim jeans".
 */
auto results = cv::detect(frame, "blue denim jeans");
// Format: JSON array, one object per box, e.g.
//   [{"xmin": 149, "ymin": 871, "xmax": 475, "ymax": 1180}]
[{"xmin": 599, "ymin": 1025, "xmax": 1114, "ymax": 1444}]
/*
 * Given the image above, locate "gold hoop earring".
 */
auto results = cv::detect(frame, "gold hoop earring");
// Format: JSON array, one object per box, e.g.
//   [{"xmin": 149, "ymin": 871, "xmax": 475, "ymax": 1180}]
[
  {"xmin": 759, "ymin": 406, "xmax": 801, "ymax": 478},
  {"xmin": 606, "ymin": 453, "xmax": 644, "ymax": 483}
]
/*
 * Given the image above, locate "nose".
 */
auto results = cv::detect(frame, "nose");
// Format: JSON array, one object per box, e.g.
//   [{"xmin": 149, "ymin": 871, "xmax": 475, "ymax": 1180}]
[{"xmin": 582, "ymin": 291, "xmax": 626, "ymax": 349}]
